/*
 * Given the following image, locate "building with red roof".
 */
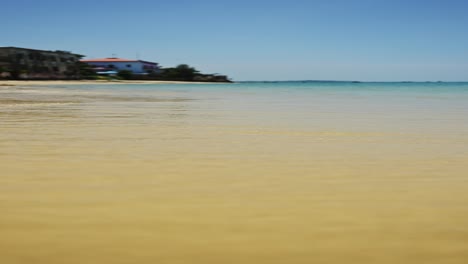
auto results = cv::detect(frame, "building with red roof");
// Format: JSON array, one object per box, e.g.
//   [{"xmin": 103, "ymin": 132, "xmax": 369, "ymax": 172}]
[{"xmin": 81, "ymin": 57, "xmax": 160, "ymax": 75}]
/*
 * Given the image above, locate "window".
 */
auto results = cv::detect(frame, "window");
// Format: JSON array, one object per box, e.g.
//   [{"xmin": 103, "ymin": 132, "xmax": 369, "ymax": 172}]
[{"xmin": 126, "ymin": 64, "xmax": 132, "ymax": 68}]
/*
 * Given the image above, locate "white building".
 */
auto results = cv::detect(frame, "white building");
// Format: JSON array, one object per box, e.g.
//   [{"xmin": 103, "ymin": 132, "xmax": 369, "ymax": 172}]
[{"xmin": 80, "ymin": 57, "xmax": 160, "ymax": 74}]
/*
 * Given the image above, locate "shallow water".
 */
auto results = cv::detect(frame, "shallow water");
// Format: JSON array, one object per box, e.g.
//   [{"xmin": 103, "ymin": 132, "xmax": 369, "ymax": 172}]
[{"xmin": 1, "ymin": 82, "xmax": 468, "ymax": 263}]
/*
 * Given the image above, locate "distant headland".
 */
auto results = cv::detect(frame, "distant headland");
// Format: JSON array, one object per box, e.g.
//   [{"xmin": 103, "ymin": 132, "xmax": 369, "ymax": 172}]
[{"xmin": 0, "ymin": 46, "xmax": 232, "ymax": 83}]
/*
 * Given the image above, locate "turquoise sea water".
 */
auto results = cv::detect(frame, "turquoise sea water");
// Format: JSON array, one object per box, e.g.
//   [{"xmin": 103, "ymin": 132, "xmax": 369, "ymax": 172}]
[
  {"xmin": 46, "ymin": 81, "xmax": 468, "ymax": 131},
  {"xmin": 2, "ymin": 80, "xmax": 468, "ymax": 159}
]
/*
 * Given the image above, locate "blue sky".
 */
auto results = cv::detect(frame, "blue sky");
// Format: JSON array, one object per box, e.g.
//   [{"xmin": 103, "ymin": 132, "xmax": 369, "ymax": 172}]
[{"xmin": 2, "ymin": 0, "xmax": 467, "ymax": 81}]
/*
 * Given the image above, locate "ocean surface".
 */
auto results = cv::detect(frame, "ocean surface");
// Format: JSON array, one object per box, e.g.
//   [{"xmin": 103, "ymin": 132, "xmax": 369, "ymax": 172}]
[{"xmin": 1, "ymin": 81, "xmax": 468, "ymax": 264}]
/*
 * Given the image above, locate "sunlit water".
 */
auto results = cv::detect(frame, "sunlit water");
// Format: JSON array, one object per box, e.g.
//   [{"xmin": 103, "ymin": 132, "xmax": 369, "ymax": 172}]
[{"xmin": 1, "ymin": 82, "xmax": 468, "ymax": 264}]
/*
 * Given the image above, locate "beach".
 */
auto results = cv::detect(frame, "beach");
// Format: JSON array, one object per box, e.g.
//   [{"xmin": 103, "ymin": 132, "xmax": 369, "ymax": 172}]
[
  {"xmin": 1, "ymin": 82, "xmax": 468, "ymax": 264},
  {"xmin": 0, "ymin": 80, "xmax": 212, "ymax": 86}
]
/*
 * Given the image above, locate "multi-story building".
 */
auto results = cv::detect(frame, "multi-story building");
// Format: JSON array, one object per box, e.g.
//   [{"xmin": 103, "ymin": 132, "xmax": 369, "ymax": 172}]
[
  {"xmin": 0, "ymin": 46, "xmax": 83, "ymax": 79},
  {"xmin": 80, "ymin": 57, "xmax": 160, "ymax": 75}
]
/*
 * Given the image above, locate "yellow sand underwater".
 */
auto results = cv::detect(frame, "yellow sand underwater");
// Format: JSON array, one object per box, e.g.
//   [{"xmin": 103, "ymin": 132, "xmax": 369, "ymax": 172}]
[{"xmin": 1, "ymin": 83, "xmax": 468, "ymax": 263}]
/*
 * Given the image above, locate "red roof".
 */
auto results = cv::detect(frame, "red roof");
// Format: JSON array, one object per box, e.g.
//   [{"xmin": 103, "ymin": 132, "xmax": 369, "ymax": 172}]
[
  {"xmin": 81, "ymin": 58, "xmax": 138, "ymax": 62},
  {"xmin": 80, "ymin": 58, "xmax": 158, "ymax": 65}
]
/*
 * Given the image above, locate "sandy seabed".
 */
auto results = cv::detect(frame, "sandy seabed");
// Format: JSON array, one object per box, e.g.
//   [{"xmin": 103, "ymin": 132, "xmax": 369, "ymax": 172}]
[{"xmin": 1, "ymin": 82, "xmax": 468, "ymax": 264}]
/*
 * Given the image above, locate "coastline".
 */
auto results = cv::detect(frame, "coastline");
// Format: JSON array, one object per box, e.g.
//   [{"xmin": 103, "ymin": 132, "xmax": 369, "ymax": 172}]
[{"xmin": 0, "ymin": 80, "xmax": 220, "ymax": 86}]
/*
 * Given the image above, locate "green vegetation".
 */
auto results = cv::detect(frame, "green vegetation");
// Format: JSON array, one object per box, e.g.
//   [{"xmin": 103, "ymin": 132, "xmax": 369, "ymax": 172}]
[
  {"xmin": 117, "ymin": 70, "xmax": 133, "ymax": 80},
  {"xmin": 0, "ymin": 66, "xmax": 10, "ymax": 79},
  {"xmin": 155, "ymin": 64, "xmax": 231, "ymax": 82},
  {"xmin": 77, "ymin": 61, "xmax": 98, "ymax": 79},
  {"xmin": 160, "ymin": 64, "xmax": 200, "ymax": 81}
]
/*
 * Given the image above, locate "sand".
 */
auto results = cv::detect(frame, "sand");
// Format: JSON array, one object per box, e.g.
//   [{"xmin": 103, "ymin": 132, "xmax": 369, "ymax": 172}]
[
  {"xmin": 0, "ymin": 80, "xmax": 212, "ymax": 86},
  {"xmin": 1, "ymin": 83, "xmax": 468, "ymax": 264}
]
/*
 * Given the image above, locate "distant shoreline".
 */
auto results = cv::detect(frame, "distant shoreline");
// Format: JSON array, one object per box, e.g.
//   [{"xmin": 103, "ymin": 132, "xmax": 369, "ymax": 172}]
[
  {"xmin": 0, "ymin": 80, "xmax": 223, "ymax": 86},
  {"xmin": 2, "ymin": 80, "xmax": 467, "ymax": 87}
]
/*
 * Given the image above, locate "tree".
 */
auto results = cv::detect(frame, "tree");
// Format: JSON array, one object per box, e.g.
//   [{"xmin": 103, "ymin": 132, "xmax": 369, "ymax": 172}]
[
  {"xmin": 117, "ymin": 70, "xmax": 133, "ymax": 80},
  {"xmin": 77, "ymin": 61, "xmax": 97, "ymax": 79},
  {"xmin": 174, "ymin": 64, "xmax": 199, "ymax": 80},
  {"xmin": 160, "ymin": 64, "xmax": 199, "ymax": 81}
]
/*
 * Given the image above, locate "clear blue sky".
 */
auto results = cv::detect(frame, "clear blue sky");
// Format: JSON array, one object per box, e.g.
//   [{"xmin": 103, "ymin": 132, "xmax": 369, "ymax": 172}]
[{"xmin": 2, "ymin": 0, "xmax": 467, "ymax": 81}]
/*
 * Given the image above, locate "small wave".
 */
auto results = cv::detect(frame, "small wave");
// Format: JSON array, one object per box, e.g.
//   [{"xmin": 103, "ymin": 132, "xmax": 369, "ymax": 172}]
[
  {"xmin": 0, "ymin": 99, "xmax": 80, "ymax": 107},
  {"xmin": 80, "ymin": 95, "xmax": 195, "ymax": 103}
]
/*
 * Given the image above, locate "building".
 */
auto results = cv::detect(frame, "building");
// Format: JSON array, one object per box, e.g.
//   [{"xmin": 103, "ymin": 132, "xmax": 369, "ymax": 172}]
[
  {"xmin": 0, "ymin": 47, "xmax": 83, "ymax": 79},
  {"xmin": 80, "ymin": 58, "xmax": 160, "ymax": 75}
]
